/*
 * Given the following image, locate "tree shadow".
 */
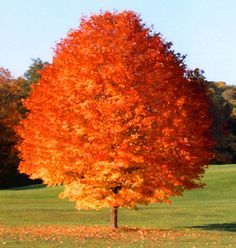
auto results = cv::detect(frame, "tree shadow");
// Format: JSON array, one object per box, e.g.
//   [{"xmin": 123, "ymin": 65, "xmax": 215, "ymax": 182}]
[{"xmin": 190, "ymin": 223, "xmax": 236, "ymax": 232}]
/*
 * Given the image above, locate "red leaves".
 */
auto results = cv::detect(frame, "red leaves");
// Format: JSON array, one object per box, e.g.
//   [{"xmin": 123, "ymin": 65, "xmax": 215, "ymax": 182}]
[{"xmin": 17, "ymin": 11, "xmax": 214, "ymax": 210}]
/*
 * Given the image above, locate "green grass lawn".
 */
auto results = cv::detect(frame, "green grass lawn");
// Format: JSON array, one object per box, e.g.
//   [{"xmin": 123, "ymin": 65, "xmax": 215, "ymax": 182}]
[{"xmin": 0, "ymin": 164, "xmax": 235, "ymax": 247}]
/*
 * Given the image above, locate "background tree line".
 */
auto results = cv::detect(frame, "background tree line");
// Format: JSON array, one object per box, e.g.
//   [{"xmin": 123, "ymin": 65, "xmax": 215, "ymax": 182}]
[
  {"xmin": 188, "ymin": 68, "xmax": 236, "ymax": 164},
  {"xmin": 0, "ymin": 63, "xmax": 235, "ymax": 188},
  {"xmin": 0, "ymin": 59, "xmax": 46, "ymax": 188}
]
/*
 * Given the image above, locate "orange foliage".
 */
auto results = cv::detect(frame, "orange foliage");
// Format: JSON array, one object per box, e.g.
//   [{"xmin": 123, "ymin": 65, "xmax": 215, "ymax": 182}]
[{"xmin": 17, "ymin": 11, "xmax": 214, "ymax": 210}]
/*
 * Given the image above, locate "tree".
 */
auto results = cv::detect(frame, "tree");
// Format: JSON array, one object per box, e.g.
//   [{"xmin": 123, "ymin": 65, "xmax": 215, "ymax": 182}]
[
  {"xmin": 0, "ymin": 67, "xmax": 41, "ymax": 188},
  {"xmin": 17, "ymin": 11, "xmax": 214, "ymax": 228},
  {"xmin": 0, "ymin": 68, "xmax": 20, "ymax": 187},
  {"xmin": 17, "ymin": 58, "xmax": 48, "ymax": 98},
  {"xmin": 24, "ymin": 58, "xmax": 47, "ymax": 83},
  {"xmin": 186, "ymin": 69, "xmax": 236, "ymax": 164},
  {"xmin": 207, "ymin": 81, "xmax": 236, "ymax": 163},
  {"xmin": 186, "ymin": 68, "xmax": 205, "ymax": 81},
  {"xmin": 0, "ymin": 68, "xmax": 32, "ymax": 188}
]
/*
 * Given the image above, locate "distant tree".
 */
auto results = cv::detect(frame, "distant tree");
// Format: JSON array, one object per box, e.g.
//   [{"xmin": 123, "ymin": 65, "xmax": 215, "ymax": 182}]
[
  {"xmin": 207, "ymin": 81, "xmax": 236, "ymax": 163},
  {"xmin": 24, "ymin": 58, "xmax": 47, "ymax": 83},
  {"xmin": 186, "ymin": 68, "xmax": 205, "ymax": 81},
  {"xmin": 0, "ymin": 59, "xmax": 47, "ymax": 187},
  {"xmin": 0, "ymin": 67, "xmax": 13, "ymax": 83},
  {"xmin": 221, "ymin": 84, "xmax": 236, "ymax": 107},
  {"xmin": 0, "ymin": 68, "xmax": 24, "ymax": 188},
  {"xmin": 17, "ymin": 11, "xmax": 214, "ymax": 228},
  {"xmin": 0, "ymin": 67, "xmax": 40, "ymax": 188},
  {"xmin": 18, "ymin": 58, "xmax": 48, "ymax": 98},
  {"xmin": 186, "ymin": 67, "xmax": 236, "ymax": 164}
]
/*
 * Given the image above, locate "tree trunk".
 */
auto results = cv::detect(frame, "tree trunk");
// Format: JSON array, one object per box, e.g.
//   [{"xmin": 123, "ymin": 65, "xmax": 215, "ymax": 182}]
[{"xmin": 110, "ymin": 206, "xmax": 118, "ymax": 228}]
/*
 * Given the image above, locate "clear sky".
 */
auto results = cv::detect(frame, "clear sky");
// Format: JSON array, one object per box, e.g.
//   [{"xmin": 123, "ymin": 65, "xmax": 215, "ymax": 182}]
[{"xmin": 0, "ymin": 0, "xmax": 236, "ymax": 84}]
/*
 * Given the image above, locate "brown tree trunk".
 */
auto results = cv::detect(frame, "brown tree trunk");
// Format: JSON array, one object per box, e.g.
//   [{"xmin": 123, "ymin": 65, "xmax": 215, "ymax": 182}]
[{"xmin": 110, "ymin": 206, "xmax": 118, "ymax": 228}]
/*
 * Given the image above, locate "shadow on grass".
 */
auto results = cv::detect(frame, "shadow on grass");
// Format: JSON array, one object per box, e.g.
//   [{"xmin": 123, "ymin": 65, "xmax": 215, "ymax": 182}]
[{"xmin": 190, "ymin": 223, "xmax": 236, "ymax": 232}]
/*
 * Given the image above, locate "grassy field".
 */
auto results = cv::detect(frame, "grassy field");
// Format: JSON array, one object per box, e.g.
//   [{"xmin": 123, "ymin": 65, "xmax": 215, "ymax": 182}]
[{"xmin": 0, "ymin": 164, "xmax": 235, "ymax": 247}]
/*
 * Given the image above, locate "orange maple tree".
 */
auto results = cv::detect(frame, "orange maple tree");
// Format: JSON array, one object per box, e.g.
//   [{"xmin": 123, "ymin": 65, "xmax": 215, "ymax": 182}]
[{"xmin": 17, "ymin": 11, "xmax": 214, "ymax": 228}]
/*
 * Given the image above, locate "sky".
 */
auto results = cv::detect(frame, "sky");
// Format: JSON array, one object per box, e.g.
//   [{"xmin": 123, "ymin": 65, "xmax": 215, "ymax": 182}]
[{"xmin": 0, "ymin": 0, "xmax": 236, "ymax": 84}]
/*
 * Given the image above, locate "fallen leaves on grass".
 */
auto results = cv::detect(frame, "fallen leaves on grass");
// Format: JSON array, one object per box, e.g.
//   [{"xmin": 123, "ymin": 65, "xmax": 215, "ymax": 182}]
[{"xmin": 0, "ymin": 225, "xmax": 182, "ymax": 242}]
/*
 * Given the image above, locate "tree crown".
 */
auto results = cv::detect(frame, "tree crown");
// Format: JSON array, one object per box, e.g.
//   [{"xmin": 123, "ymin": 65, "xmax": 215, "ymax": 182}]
[{"xmin": 17, "ymin": 11, "xmax": 214, "ymax": 209}]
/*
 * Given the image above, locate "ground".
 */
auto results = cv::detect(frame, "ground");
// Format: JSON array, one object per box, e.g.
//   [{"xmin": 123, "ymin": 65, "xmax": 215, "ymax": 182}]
[{"xmin": 0, "ymin": 164, "xmax": 235, "ymax": 247}]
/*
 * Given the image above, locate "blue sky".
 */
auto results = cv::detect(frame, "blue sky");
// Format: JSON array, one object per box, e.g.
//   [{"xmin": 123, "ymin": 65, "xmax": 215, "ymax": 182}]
[{"xmin": 0, "ymin": 0, "xmax": 236, "ymax": 84}]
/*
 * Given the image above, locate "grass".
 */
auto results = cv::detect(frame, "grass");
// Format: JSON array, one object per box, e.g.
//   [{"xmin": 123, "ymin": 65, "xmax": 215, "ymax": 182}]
[{"xmin": 0, "ymin": 164, "xmax": 235, "ymax": 247}]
